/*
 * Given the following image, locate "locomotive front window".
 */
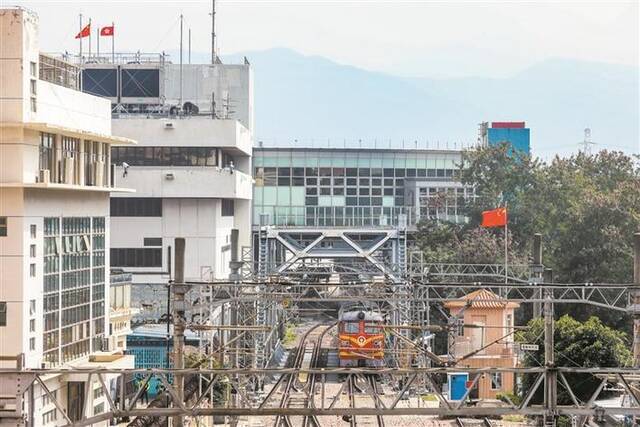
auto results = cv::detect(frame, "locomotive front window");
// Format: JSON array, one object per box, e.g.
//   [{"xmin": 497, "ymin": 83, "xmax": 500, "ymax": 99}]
[
  {"xmin": 343, "ymin": 322, "xmax": 360, "ymax": 333},
  {"xmin": 364, "ymin": 324, "xmax": 381, "ymax": 334}
]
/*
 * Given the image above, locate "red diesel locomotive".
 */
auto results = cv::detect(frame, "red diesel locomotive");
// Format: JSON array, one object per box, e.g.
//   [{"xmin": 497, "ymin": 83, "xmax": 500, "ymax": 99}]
[{"xmin": 337, "ymin": 304, "xmax": 384, "ymax": 367}]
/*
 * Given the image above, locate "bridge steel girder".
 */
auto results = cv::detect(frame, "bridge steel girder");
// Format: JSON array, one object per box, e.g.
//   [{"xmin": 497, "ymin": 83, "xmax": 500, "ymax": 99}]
[{"xmin": 265, "ymin": 227, "xmax": 402, "ymax": 281}]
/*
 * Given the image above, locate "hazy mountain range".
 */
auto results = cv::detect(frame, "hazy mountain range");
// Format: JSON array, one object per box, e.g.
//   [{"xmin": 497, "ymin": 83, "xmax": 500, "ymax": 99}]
[{"xmin": 204, "ymin": 48, "xmax": 638, "ymax": 158}]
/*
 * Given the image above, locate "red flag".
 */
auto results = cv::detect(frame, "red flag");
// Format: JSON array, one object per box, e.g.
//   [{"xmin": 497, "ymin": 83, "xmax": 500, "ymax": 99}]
[
  {"xmin": 481, "ymin": 207, "xmax": 507, "ymax": 228},
  {"xmin": 75, "ymin": 24, "xmax": 91, "ymax": 39},
  {"xmin": 100, "ymin": 25, "xmax": 114, "ymax": 37}
]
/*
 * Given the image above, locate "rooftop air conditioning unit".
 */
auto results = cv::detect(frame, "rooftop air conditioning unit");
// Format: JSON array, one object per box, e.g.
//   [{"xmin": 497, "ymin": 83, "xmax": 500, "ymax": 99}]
[
  {"xmin": 38, "ymin": 169, "xmax": 50, "ymax": 184},
  {"xmin": 164, "ymin": 122, "xmax": 174, "ymax": 129}
]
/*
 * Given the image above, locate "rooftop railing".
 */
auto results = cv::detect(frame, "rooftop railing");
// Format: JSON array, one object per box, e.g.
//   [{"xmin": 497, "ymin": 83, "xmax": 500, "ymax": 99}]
[
  {"xmin": 255, "ymin": 138, "xmax": 480, "ymax": 152},
  {"xmin": 39, "ymin": 53, "xmax": 80, "ymax": 90}
]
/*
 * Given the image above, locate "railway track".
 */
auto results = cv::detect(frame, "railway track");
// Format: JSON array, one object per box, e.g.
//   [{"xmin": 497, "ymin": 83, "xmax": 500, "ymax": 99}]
[
  {"xmin": 302, "ymin": 322, "xmax": 334, "ymax": 427},
  {"xmin": 344, "ymin": 374, "xmax": 385, "ymax": 427},
  {"xmin": 273, "ymin": 322, "xmax": 334, "ymax": 427}
]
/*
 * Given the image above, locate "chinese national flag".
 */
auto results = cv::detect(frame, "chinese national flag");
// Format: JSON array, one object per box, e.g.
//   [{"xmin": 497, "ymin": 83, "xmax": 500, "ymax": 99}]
[
  {"xmin": 481, "ymin": 207, "xmax": 507, "ymax": 228},
  {"xmin": 100, "ymin": 26, "xmax": 114, "ymax": 37},
  {"xmin": 75, "ymin": 24, "xmax": 91, "ymax": 39}
]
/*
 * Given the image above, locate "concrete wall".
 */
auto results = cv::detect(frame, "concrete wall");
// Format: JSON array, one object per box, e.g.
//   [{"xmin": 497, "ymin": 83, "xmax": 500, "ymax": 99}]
[
  {"xmin": 0, "ymin": 8, "xmax": 38, "ymax": 124},
  {"xmin": 110, "ymin": 198, "xmax": 236, "ymax": 281},
  {"xmin": 0, "ymin": 127, "xmax": 33, "ymax": 183},
  {"xmin": 36, "ymin": 80, "xmax": 112, "ymax": 134},
  {"xmin": 112, "ymin": 117, "xmax": 252, "ymax": 158},
  {"xmin": 113, "ymin": 166, "xmax": 253, "ymax": 199}
]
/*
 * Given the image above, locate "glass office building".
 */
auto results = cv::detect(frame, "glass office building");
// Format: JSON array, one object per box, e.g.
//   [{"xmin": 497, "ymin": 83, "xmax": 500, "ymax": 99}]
[{"xmin": 253, "ymin": 147, "xmax": 472, "ymax": 228}]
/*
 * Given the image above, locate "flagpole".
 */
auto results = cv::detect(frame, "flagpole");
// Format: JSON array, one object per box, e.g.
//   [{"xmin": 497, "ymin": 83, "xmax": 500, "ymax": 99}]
[
  {"xmin": 88, "ymin": 18, "xmax": 92, "ymax": 58},
  {"xmin": 97, "ymin": 27, "xmax": 100, "ymax": 59},
  {"xmin": 79, "ymin": 14, "xmax": 83, "ymax": 61},
  {"xmin": 504, "ymin": 202, "xmax": 508, "ymax": 284},
  {"xmin": 111, "ymin": 22, "xmax": 115, "ymax": 63}
]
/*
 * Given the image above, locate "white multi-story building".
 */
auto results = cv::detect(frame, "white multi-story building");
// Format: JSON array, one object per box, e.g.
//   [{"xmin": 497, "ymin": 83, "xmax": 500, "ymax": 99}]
[
  {"xmin": 86, "ymin": 59, "xmax": 255, "ymax": 286},
  {"xmin": 110, "ymin": 117, "xmax": 253, "ymax": 283},
  {"xmin": 0, "ymin": 7, "xmax": 135, "ymax": 425}
]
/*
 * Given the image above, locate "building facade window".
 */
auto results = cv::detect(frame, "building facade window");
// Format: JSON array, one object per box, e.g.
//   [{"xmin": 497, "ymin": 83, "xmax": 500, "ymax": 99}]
[
  {"xmin": 253, "ymin": 150, "xmax": 465, "ymax": 227},
  {"xmin": 110, "ymin": 198, "xmax": 162, "ymax": 217},
  {"xmin": 29, "ymin": 337, "xmax": 36, "ymax": 351},
  {"xmin": 111, "ymin": 146, "xmax": 218, "ymax": 167},
  {"xmin": 221, "ymin": 199, "xmax": 234, "ymax": 217},
  {"xmin": 42, "ymin": 216, "xmax": 106, "ymax": 365},
  {"xmin": 39, "ymin": 133, "xmax": 55, "ymax": 173},
  {"xmin": 42, "ymin": 389, "xmax": 57, "ymax": 407},
  {"xmin": 30, "ymin": 318, "xmax": 36, "ymax": 332},
  {"xmin": 30, "ymin": 224, "xmax": 37, "ymax": 238},
  {"xmin": 490, "ymin": 372, "xmax": 502, "ymax": 390},
  {"xmin": 30, "ymin": 244, "xmax": 36, "ymax": 258},
  {"xmin": 94, "ymin": 402, "xmax": 104, "ymax": 415},
  {"xmin": 143, "ymin": 237, "xmax": 162, "ymax": 247},
  {"xmin": 84, "ymin": 141, "xmax": 94, "ymax": 185},
  {"xmin": 110, "ymin": 248, "xmax": 162, "ymax": 268},
  {"xmin": 61, "ymin": 136, "xmax": 79, "ymax": 159},
  {"xmin": 0, "ymin": 217, "xmax": 6, "ymax": 237},
  {"xmin": 0, "ymin": 302, "xmax": 6, "ymax": 326},
  {"xmin": 30, "ymin": 263, "xmax": 36, "ymax": 277},
  {"xmin": 42, "ymin": 409, "xmax": 57, "ymax": 424},
  {"xmin": 93, "ymin": 387, "xmax": 104, "ymax": 400}
]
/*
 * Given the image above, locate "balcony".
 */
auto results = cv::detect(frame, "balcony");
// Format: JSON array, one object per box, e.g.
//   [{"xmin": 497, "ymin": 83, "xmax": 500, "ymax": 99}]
[
  {"xmin": 112, "ymin": 118, "xmax": 252, "ymax": 157},
  {"xmin": 114, "ymin": 165, "xmax": 253, "ymax": 199}
]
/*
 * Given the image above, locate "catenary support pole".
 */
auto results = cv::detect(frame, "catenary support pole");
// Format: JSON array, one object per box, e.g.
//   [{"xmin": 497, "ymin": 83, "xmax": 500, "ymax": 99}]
[
  {"xmin": 631, "ymin": 232, "xmax": 640, "ymax": 426},
  {"xmin": 228, "ymin": 229, "xmax": 241, "ymax": 427},
  {"xmin": 543, "ymin": 266, "xmax": 556, "ymax": 426},
  {"xmin": 633, "ymin": 233, "xmax": 640, "ymax": 367},
  {"xmin": 172, "ymin": 238, "xmax": 186, "ymax": 427},
  {"xmin": 532, "ymin": 233, "xmax": 543, "ymax": 318}
]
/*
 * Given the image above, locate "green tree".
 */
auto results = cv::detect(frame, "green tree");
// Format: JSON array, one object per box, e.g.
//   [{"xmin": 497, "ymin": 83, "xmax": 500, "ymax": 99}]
[
  {"xmin": 415, "ymin": 219, "xmax": 528, "ymax": 266},
  {"xmin": 451, "ymin": 147, "xmax": 640, "ymax": 329},
  {"xmin": 458, "ymin": 142, "xmax": 541, "ymax": 246},
  {"xmin": 516, "ymin": 315, "xmax": 631, "ymax": 404}
]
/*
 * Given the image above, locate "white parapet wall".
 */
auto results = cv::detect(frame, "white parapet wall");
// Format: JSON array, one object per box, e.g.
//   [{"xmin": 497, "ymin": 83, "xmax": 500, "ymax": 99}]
[
  {"xmin": 112, "ymin": 117, "xmax": 252, "ymax": 158},
  {"xmin": 35, "ymin": 80, "xmax": 112, "ymax": 135},
  {"xmin": 113, "ymin": 166, "xmax": 253, "ymax": 199}
]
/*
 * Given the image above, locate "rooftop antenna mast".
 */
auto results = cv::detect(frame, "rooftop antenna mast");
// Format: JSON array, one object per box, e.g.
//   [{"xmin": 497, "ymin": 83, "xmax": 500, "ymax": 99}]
[
  {"xmin": 210, "ymin": 0, "xmax": 217, "ymax": 64},
  {"xmin": 179, "ymin": 14, "xmax": 183, "ymax": 107},
  {"xmin": 580, "ymin": 128, "xmax": 596, "ymax": 154}
]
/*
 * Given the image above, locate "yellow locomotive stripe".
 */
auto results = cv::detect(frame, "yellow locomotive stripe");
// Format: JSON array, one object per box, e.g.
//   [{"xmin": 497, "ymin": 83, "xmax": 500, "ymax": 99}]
[{"xmin": 339, "ymin": 351, "xmax": 384, "ymax": 358}]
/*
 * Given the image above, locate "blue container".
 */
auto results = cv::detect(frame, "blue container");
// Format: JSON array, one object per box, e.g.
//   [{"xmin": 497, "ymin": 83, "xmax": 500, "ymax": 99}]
[{"xmin": 448, "ymin": 373, "xmax": 469, "ymax": 401}]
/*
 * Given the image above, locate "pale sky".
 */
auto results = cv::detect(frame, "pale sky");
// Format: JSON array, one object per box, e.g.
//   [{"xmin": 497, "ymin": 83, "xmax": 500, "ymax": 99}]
[{"xmin": 10, "ymin": 0, "xmax": 640, "ymax": 78}]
